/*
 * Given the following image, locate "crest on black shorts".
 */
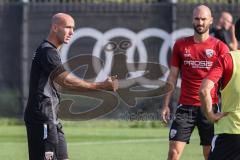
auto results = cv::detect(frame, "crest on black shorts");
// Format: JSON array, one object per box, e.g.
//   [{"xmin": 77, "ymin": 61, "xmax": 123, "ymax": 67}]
[{"xmin": 170, "ymin": 129, "xmax": 177, "ymax": 138}]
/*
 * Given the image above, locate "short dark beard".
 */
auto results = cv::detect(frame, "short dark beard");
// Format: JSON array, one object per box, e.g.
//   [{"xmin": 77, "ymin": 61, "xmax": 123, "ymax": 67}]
[{"xmin": 193, "ymin": 25, "xmax": 209, "ymax": 35}]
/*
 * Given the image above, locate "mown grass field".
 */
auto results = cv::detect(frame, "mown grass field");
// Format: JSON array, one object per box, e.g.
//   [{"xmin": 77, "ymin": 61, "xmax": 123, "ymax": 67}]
[{"xmin": 0, "ymin": 120, "xmax": 203, "ymax": 160}]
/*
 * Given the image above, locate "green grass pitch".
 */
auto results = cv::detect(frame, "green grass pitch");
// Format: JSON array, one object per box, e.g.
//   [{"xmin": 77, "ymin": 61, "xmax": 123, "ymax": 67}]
[{"xmin": 0, "ymin": 120, "xmax": 203, "ymax": 160}]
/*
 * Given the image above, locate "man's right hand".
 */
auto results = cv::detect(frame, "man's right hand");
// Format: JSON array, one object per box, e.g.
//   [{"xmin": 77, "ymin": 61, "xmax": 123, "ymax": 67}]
[
  {"xmin": 206, "ymin": 111, "xmax": 228, "ymax": 123},
  {"xmin": 161, "ymin": 106, "xmax": 170, "ymax": 123},
  {"xmin": 101, "ymin": 75, "xmax": 118, "ymax": 91}
]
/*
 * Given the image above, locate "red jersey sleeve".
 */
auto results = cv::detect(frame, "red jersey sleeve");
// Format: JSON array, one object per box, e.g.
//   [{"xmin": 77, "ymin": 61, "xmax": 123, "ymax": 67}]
[
  {"xmin": 205, "ymin": 53, "xmax": 233, "ymax": 89},
  {"xmin": 171, "ymin": 40, "xmax": 181, "ymax": 68},
  {"xmin": 216, "ymin": 40, "xmax": 229, "ymax": 56}
]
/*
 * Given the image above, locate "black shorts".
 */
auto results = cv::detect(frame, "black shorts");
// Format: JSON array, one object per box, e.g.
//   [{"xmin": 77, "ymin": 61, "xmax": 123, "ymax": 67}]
[
  {"xmin": 208, "ymin": 134, "xmax": 240, "ymax": 160},
  {"xmin": 169, "ymin": 104, "xmax": 218, "ymax": 145},
  {"xmin": 25, "ymin": 123, "xmax": 68, "ymax": 160}
]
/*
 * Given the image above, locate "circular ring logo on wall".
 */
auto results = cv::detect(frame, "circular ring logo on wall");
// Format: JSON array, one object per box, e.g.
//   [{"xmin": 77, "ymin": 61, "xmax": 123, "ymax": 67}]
[{"xmin": 58, "ymin": 27, "xmax": 194, "ymax": 120}]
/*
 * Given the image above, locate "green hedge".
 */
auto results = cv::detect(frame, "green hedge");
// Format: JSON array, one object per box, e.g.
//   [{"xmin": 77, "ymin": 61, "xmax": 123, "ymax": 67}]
[
  {"xmin": 0, "ymin": 89, "xmax": 21, "ymax": 118},
  {"xmin": 0, "ymin": 118, "xmax": 167, "ymax": 128}
]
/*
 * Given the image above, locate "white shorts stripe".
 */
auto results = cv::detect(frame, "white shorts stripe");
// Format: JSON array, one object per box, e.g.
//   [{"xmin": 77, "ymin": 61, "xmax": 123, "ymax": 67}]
[
  {"xmin": 43, "ymin": 123, "xmax": 48, "ymax": 140},
  {"xmin": 211, "ymin": 135, "xmax": 218, "ymax": 152}
]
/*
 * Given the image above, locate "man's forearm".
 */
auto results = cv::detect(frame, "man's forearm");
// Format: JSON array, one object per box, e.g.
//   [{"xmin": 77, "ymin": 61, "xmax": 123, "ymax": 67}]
[
  {"xmin": 200, "ymin": 90, "xmax": 213, "ymax": 115},
  {"xmin": 199, "ymin": 80, "xmax": 214, "ymax": 120},
  {"xmin": 64, "ymin": 74, "xmax": 98, "ymax": 91},
  {"xmin": 230, "ymin": 27, "xmax": 238, "ymax": 50},
  {"xmin": 199, "ymin": 87, "xmax": 227, "ymax": 122},
  {"xmin": 55, "ymin": 72, "xmax": 109, "ymax": 91},
  {"xmin": 162, "ymin": 75, "xmax": 177, "ymax": 107},
  {"xmin": 162, "ymin": 87, "xmax": 175, "ymax": 107}
]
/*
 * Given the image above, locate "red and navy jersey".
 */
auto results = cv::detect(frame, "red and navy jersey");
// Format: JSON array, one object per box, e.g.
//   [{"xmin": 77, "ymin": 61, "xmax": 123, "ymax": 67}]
[{"xmin": 171, "ymin": 36, "xmax": 229, "ymax": 106}]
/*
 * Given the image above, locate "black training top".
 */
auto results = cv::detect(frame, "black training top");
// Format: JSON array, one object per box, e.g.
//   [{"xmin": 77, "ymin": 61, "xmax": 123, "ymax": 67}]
[{"xmin": 24, "ymin": 40, "xmax": 63, "ymax": 125}]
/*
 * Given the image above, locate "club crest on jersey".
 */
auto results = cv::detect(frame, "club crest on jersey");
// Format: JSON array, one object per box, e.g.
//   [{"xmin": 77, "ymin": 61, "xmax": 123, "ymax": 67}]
[{"xmin": 205, "ymin": 49, "xmax": 214, "ymax": 58}]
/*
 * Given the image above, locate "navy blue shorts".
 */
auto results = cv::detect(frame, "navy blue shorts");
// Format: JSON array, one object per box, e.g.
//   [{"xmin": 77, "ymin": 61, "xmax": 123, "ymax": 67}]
[
  {"xmin": 208, "ymin": 134, "xmax": 240, "ymax": 160},
  {"xmin": 169, "ymin": 104, "xmax": 218, "ymax": 145}
]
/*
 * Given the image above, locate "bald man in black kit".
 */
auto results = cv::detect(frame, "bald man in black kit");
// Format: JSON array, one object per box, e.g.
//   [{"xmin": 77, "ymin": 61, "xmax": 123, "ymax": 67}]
[{"xmin": 24, "ymin": 13, "xmax": 118, "ymax": 160}]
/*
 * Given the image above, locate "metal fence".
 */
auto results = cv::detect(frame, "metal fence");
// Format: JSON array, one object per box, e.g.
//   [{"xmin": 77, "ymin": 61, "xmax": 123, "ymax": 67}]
[
  {"xmin": 1, "ymin": 0, "xmax": 240, "ymax": 4},
  {"xmin": 0, "ymin": 1, "xmax": 239, "ymax": 118}
]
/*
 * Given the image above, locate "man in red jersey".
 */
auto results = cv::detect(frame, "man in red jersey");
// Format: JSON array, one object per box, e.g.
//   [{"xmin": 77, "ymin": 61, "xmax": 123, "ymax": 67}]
[
  {"xmin": 161, "ymin": 5, "xmax": 229, "ymax": 160},
  {"xmin": 199, "ymin": 51, "xmax": 240, "ymax": 160}
]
